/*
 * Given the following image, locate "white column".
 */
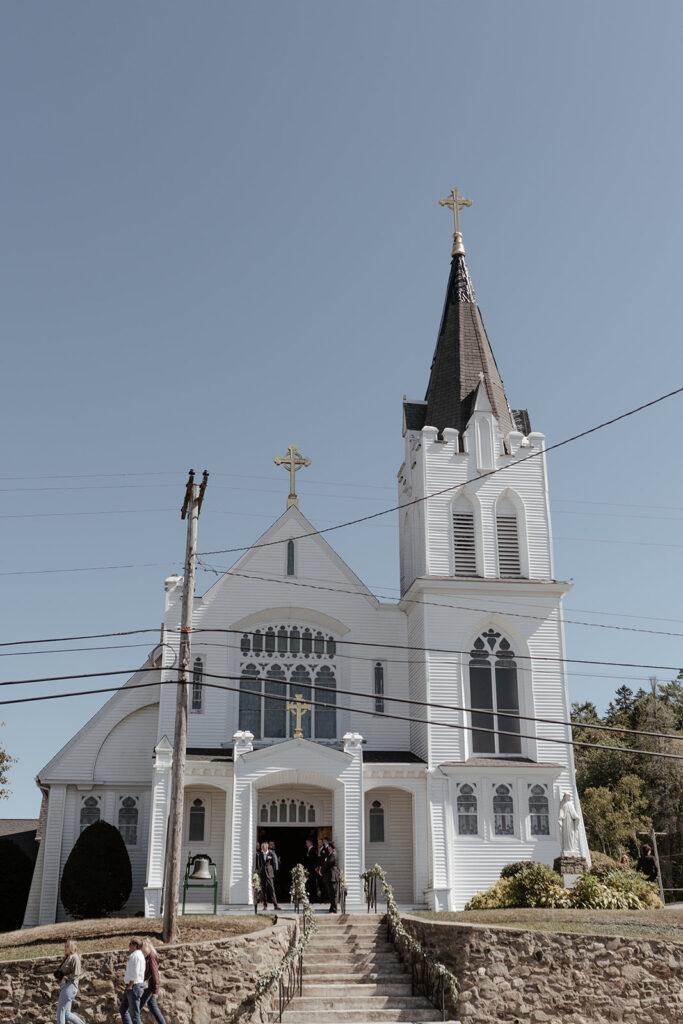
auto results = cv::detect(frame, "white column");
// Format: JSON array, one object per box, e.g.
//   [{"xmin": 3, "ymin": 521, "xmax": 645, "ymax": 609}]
[
  {"xmin": 425, "ymin": 769, "xmax": 452, "ymax": 910},
  {"xmin": 341, "ymin": 732, "xmax": 364, "ymax": 908},
  {"xmin": 38, "ymin": 784, "xmax": 67, "ymax": 925},
  {"xmin": 144, "ymin": 736, "xmax": 173, "ymax": 917},
  {"xmin": 229, "ymin": 730, "xmax": 254, "ymax": 905}
]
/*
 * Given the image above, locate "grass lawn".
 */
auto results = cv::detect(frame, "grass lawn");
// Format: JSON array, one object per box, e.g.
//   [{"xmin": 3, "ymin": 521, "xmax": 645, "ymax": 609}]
[
  {"xmin": 0, "ymin": 914, "xmax": 274, "ymax": 962},
  {"xmin": 413, "ymin": 908, "xmax": 683, "ymax": 944}
]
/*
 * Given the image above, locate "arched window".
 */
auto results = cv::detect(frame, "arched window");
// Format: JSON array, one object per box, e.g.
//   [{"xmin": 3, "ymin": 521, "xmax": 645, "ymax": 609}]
[
  {"xmin": 493, "ymin": 784, "xmax": 514, "ymax": 835},
  {"xmin": 314, "ymin": 665, "xmax": 336, "ymax": 739},
  {"xmin": 469, "ymin": 630, "xmax": 521, "ymax": 755},
  {"xmin": 238, "ymin": 627, "xmax": 338, "ymax": 739},
  {"xmin": 298, "ymin": 801, "xmax": 306, "ymax": 823},
  {"xmin": 264, "ymin": 664, "xmax": 287, "ymax": 738},
  {"xmin": 374, "ymin": 662, "xmax": 385, "ymax": 714},
  {"xmin": 456, "ymin": 784, "xmax": 478, "ymax": 835},
  {"xmin": 307, "ymin": 804, "xmax": 315, "ymax": 822},
  {"xmin": 369, "ymin": 800, "xmax": 385, "ymax": 843},
  {"xmin": 189, "ymin": 798, "xmax": 206, "ymax": 841},
  {"xmin": 529, "ymin": 784, "xmax": 550, "ymax": 836},
  {"xmin": 118, "ymin": 796, "xmax": 138, "ymax": 846},
  {"xmin": 239, "ymin": 664, "xmax": 261, "ymax": 738},
  {"xmin": 80, "ymin": 795, "xmax": 100, "ymax": 833},
  {"xmin": 496, "ymin": 497, "xmax": 522, "ymax": 578},
  {"xmin": 191, "ymin": 657, "xmax": 204, "ymax": 712},
  {"xmin": 279, "ymin": 799, "xmax": 288, "ymax": 822},
  {"xmin": 269, "ymin": 801, "xmax": 278, "ymax": 823},
  {"xmin": 452, "ymin": 496, "xmax": 477, "ymax": 576},
  {"xmin": 260, "ymin": 804, "xmax": 268, "ymax": 824},
  {"xmin": 287, "ymin": 539, "xmax": 295, "ymax": 576}
]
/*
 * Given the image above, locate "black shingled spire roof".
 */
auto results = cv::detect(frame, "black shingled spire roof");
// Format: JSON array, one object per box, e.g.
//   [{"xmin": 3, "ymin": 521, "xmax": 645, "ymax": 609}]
[{"xmin": 404, "ymin": 252, "xmax": 524, "ymax": 440}]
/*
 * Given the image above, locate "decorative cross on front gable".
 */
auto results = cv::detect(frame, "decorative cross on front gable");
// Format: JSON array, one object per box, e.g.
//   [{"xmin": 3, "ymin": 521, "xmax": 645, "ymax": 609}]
[
  {"xmin": 286, "ymin": 692, "xmax": 311, "ymax": 738},
  {"xmin": 274, "ymin": 443, "xmax": 311, "ymax": 509}
]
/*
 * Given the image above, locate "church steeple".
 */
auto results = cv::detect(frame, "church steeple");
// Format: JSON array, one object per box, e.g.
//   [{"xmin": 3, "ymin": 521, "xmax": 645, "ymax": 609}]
[{"xmin": 403, "ymin": 191, "xmax": 519, "ymax": 440}]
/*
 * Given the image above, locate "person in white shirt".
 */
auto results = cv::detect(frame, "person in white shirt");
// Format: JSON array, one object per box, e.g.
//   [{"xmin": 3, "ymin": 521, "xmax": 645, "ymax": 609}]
[{"xmin": 120, "ymin": 937, "xmax": 146, "ymax": 1024}]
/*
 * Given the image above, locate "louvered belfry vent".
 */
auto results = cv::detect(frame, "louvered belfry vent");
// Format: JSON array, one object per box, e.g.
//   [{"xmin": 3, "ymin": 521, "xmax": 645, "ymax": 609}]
[
  {"xmin": 453, "ymin": 511, "xmax": 476, "ymax": 575},
  {"xmin": 496, "ymin": 514, "xmax": 521, "ymax": 577}
]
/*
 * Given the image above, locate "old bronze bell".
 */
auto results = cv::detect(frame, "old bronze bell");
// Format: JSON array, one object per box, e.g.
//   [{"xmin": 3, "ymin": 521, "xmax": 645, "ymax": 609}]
[{"xmin": 188, "ymin": 855, "xmax": 212, "ymax": 880}]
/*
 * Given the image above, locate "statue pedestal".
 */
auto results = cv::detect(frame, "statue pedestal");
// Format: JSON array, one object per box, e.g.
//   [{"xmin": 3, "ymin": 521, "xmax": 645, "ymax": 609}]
[{"xmin": 554, "ymin": 855, "xmax": 587, "ymax": 888}]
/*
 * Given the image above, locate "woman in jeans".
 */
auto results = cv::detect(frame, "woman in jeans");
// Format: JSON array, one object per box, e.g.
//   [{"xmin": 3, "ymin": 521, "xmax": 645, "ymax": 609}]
[
  {"xmin": 55, "ymin": 938, "xmax": 85, "ymax": 1024},
  {"xmin": 139, "ymin": 937, "xmax": 167, "ymax": 1024}
]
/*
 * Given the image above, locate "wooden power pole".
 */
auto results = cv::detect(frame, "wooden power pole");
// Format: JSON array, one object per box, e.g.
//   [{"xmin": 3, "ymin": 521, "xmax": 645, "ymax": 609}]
[{"xmin": 162, "ymin": 469, "xmax": 209, "ymax": 944}]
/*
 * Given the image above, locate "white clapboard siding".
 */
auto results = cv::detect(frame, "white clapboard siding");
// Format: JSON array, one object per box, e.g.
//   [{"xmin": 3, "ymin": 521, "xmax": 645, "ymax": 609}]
[
  {"xmin": 181, "ymin": 786, "xmax": 227, "ymax": 905},
  {"xmin": 364, "ymin": 788, "xmax": 414, "ymax": 902},
  {"xmin": 94, "ymin": 705, "xmax": 158, "ymax": 783}
]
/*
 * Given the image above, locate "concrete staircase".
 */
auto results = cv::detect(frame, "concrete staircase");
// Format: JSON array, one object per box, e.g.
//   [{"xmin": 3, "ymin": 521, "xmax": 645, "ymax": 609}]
[{"xmin": 273, "ymin": 914, "xmax": 445, "ymax": 1024}]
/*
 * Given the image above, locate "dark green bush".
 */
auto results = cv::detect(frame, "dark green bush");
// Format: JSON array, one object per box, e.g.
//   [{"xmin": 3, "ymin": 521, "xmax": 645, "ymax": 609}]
[
  {"xmin": 0, "ymin": 838, "xmax": 35, "ymax": 931},
  {"xmin": 507, "ymin": 862, "xmax": 569, "ymax": 908},
  {"xmin": 60, "ymin": 821, "xmax": 132, "ymax": 919},
  {"xmin": 588, "ymin": 851, "xmax": 622, "ymax": 878},
  {"xmin": 500, "ymin": 860, "xmax": 532, "ymax": 879}
]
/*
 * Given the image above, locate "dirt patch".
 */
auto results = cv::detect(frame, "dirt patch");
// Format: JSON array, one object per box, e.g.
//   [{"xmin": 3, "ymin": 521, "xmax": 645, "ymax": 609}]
[
  {"xmin": 0, "ymin": 913, "xmax": 273, "ymax": 961},
  {"xmin": 415, "ymin": 907, "xmax": 683, "ymax": 943}
]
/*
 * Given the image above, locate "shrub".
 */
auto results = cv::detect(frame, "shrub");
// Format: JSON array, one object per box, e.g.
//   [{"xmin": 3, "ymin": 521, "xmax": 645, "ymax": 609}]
[
  {"xmin": 588, "ymin": 851, "xmax": 622, "ymax": 878},
  {"xmin": 603, "ymin": 869, "xmax": 661, "ymax": 909},
  {"xmin": 465, "ymin": 878, "xmax": 517, "ymax": 910},
  {"xmin": 60, "ymin": 821, "xmax": 132, "ymax": 919},
  {"xmin": 0, "ymin": 838, "xmax": 35, "ymax": 931},
  {"xmin": 500, "ymin": 861, "xmax": 532, "ymax": 879},
  {"xmin": 507, "ymin": 863, "xmax": 570, "ymax": 909}
]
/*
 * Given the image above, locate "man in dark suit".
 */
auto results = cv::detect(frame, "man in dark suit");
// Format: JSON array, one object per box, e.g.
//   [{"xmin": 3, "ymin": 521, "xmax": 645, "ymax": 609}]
[
  {"xmin": 321, "ymin": 839, "xmax": 339, "ymax": 913},
  {"xmin": 256, "ymin": 841, "xmax": 281, "ymax": 910},
  {"xmin": 304, "ymin": 837, "xmax": 318, "ymax": 902}
]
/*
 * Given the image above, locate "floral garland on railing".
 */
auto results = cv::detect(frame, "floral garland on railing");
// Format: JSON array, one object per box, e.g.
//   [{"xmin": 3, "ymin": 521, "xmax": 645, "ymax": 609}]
[
  {"xmin": 252, "ymin": 870, "xmax": 263, "ymax": 904},
  {"xmin": 254, "ymin": 863, "xmax": 317, "ymax": 999},
  {"xmin": 360, "ymin": 863, "xmax": 458, "ymax": 1005}
]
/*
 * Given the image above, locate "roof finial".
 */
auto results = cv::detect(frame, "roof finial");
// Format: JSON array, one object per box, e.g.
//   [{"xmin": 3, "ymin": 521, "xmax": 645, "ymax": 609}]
[{"xmin": 439, "ymin": 187, "xmax": 472, "ymax": 257}]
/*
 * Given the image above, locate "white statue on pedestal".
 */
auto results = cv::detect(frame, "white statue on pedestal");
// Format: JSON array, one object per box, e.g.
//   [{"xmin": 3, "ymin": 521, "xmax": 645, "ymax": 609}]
[{"xmin": 558, "ymin": 793, "xmax": 581, "ymax": 856}]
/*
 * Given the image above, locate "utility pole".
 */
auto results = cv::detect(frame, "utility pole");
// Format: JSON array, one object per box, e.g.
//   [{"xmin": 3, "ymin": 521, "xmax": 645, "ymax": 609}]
[{"xmin": 162, "ymin": 469, "xmax": 209, "ymax": 944}]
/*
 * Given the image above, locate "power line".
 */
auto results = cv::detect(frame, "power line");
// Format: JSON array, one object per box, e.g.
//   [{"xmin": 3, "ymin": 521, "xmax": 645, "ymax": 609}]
[
  {"xmin": 198, "ymin": 385, "xmax": 683, "ymax": 556},
  {"xmin": 2, "ymin": 663, "xmax": 682, "ymax": 745},
  {"xmin": 4, "ymin": 672, "xmax": 683, "ymax": 763},
  {"xmin": 198, "ymin": 564, "xmax": 683, "ymax": 645}
]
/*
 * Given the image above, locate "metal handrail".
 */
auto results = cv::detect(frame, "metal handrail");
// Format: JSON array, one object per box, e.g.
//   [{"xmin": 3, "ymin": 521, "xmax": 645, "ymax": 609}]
[
  {"xmin": 365, "ymin": 872, "xmax": 378, "ymax": 913},
  {"xmin": 387, "ymin": 910, "xmax": 446, "ymax": 1020},
  {"xmin": 278, "ymin": 949, "xmax": 303, "ymax": 1022}
]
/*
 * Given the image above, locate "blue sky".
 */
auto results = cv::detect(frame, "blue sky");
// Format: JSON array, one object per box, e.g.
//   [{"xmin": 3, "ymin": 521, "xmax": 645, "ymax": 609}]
[{"xmin": 2, "ymin": 1, "xmax": 682, "ymax": 816}]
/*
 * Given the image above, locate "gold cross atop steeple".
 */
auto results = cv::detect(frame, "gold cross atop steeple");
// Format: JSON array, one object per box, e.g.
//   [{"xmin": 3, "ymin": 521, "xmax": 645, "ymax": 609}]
[
  {"xmin": 274, "ymin": 444, "xmax": 311, "ymax": 509},
  {"xmin": 439, "ymin": 187, "xmax": 472, "ymax": 257},
  {"xmin": 287, "ymin": 692, "xmax": 311, "ymax": 738}
]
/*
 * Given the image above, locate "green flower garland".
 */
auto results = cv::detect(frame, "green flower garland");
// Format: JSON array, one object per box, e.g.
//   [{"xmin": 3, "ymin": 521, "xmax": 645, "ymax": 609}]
[
  {"xmin": 255, "ymin": 863, "xmax": 317, "ymax": 1000},
  {"xmin": 252, "ymin": 870, "xmax": 263, "ymax": 903},
  {"xmin": 360, "ymin": 864, "xmax": 458, "ymax": 1005}
]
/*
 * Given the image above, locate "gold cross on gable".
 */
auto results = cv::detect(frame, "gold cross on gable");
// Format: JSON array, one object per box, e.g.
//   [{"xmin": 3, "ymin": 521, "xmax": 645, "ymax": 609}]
[
  {"xmin": 286, "ymin": 692, "xmax": 311, "ymax": 738},
  {"xmin": 439, "ymin": 187, "xmax": 472, "ymax": 256},
  {"xmin": 274, "ymin": 444, "xmax": 311, "ymax": 509}
]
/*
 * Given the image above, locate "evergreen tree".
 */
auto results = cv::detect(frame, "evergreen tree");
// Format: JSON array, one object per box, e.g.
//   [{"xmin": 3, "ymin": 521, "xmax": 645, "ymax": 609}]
[
  {"xmin": 0, "ymin": 838, "xmax": 34, "ymax": 931},
  {"xmin": 60, "ymin": 820, "xmax": 132, "ymax": 920}
]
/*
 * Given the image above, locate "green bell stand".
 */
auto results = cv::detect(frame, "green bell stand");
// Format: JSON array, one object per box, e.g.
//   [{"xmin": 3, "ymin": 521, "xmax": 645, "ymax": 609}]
[{"xmin": 182, "ymin": 852, "xmax": 218, "ymax": 915}]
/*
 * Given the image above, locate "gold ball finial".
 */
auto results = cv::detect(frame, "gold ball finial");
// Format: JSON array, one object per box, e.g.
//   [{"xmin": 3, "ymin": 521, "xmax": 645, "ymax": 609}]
[{"xmin": 439, "ymin": 187, "xmax": 472, "ymax": 257}]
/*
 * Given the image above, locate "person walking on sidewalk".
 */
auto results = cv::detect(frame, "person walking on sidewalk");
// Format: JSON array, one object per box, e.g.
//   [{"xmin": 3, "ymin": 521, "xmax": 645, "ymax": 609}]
[
  {"xmin": 139, "ymin": 937, "xmax": 167, "ymax": 1024},
  {"xmin": 55, "ymin": 939, "xmax": 85, "ymax": 1024},
  {"xmin": 120, "ymin": 937, "xmax": 146, "ymax": 1024}
]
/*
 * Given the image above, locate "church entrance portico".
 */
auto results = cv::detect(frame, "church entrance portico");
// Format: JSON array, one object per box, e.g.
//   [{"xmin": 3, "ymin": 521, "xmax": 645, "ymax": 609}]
[{"xmin": 229, "ymin": 730, "xmax": 364, "ymax": 907}]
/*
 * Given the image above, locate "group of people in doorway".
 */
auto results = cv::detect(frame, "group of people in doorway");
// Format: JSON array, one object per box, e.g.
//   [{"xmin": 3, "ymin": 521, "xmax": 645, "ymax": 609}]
[
  {"xmin": 256, "ymin": 835, "xmax": 340, "ymax": 913},
  {"xmin": 54, "ymin": 935, "xmax": 166, "ymax": 1024}
]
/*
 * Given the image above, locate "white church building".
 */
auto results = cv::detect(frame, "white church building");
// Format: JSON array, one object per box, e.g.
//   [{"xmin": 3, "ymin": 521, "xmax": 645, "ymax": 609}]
[{"xmin": 24, "ymin": 208, "xmax": 588, "ymax": 925}]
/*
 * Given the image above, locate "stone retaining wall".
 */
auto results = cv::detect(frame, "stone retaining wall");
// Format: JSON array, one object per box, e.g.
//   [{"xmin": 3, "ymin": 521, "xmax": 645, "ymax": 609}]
[
  {"xmin": 0, "ymin": 918, "xmax": 296, "ymax": 1024},
  {"xmin": 402, "ymin": 915, "xmax": 683, "ymax": 1024}
]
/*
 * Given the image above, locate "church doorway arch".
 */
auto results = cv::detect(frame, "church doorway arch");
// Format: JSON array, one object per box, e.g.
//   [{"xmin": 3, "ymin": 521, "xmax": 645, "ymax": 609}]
[{"xmin": 256, "ymin": 783, "xmax": 333, "ymax": 903}]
